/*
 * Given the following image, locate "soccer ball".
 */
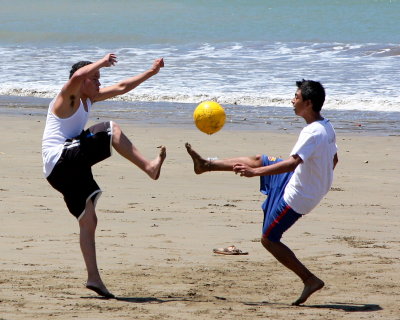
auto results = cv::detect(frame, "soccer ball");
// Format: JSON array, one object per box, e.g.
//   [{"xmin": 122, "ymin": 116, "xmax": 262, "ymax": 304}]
[{"xmin": 193, "ymin": 101, "xmax": 226, "ymax": 135}]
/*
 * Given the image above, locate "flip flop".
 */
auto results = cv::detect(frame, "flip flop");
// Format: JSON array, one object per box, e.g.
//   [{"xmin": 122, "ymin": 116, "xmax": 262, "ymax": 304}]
[
  {"xmin": 86, "ymin": 285, "xmax": 115, "ymax": 299},
  {"xmin": 213, "ymin": 245, "xmax": 248, "ymax": 255}
]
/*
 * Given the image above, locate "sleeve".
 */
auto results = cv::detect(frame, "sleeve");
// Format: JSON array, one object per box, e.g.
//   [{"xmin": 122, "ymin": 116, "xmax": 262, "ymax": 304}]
[{"xmin": 289, "ymin": 129, "xmax": 316, "ymax": 162}]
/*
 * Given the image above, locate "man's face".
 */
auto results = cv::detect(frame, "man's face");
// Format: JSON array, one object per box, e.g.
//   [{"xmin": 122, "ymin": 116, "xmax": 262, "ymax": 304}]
[
  {"xmin": 291, "ymin": 89, "xmax": 310, "ymax": 116},
  {"xmin": 82, "ymin": 71, "xmax": 101, "ymax": 98}
]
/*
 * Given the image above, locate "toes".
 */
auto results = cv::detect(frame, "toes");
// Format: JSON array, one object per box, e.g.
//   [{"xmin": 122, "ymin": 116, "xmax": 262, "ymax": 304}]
[
  {"xmin": 86, "ymin": 285, "xmax": 115, "ymax": 299},
  {"xmin": 291, "ymin": 299, "xmax": 302, "ymax": 306},
  {"xmin": 157, "ymin": 145, "xmax": 166, "ymax": 158}
]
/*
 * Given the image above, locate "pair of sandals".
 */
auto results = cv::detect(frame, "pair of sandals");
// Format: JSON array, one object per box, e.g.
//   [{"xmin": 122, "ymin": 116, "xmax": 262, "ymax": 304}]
[{"xmin": 213, "ymin": 245, "xmax": 248, "ymax": 255}]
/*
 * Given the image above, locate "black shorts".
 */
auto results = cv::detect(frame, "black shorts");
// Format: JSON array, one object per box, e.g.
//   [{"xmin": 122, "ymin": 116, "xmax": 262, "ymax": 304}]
[{"xmin": 47, "ymin": 121, "xmax": 113, "ymax": 220}]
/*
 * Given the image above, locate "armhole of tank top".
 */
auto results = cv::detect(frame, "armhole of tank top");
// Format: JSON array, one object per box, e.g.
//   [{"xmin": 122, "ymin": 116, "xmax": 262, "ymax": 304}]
[
  {"xmin": 86, "ymin": 98, "xmax": 93, "ymax": 111},
  {"xmin": 49, "ymin": 95, "xmax": 88, "ymax": 121},
  {"xmin": 48, "ymin": 95, "xmax": 60, "ymax": 119}
]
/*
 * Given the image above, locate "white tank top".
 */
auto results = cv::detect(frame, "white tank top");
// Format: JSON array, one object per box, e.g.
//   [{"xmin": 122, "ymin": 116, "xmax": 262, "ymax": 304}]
[{"xmin": 42, "ymin": 97, "xmax": 91, "ymax": 177}]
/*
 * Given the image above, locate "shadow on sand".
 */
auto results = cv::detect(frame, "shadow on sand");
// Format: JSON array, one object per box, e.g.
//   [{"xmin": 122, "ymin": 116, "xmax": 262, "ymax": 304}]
[
  {"xmin": 302, "ymin": 302, "xmax": 382, "ymax": 312},
  {"xmin": 82, "ymin": 294, "xmax": 382, "ymax": 313},
  {"xmin": 81, "ymin": 295, "xmax": 193, "ymax": 303},
  {"xmin": 243, "ymin": 301, "xmax": 382, "ymax": 312}
]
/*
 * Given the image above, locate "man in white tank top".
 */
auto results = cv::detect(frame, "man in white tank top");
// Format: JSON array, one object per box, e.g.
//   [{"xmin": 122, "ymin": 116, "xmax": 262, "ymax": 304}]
[
  {"xmin": 185, "ymin": 80, "xmax": 338, "ymax": 306},
  {"xmin": 42, "ymin": 53, "xmax": 166, "ymax": 298}
]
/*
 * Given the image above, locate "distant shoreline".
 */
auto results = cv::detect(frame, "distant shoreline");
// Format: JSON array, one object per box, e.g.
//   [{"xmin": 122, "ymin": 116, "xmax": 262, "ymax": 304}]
[{"xmin": 1, "ymin": 94, "xmax": 399, "ymax": 136}]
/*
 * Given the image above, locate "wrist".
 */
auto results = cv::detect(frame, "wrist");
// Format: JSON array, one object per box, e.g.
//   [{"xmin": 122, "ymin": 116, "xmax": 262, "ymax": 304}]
[
  {"xmin": 254, "ymin": 167, "xmax": 263, "ymax": 177},
  {"xmin": 147, "ymin": 68, "xmax": 157, "ymax": 76},
  {"xmin": 100, "ymin": 59, "xmax": 109, "ymax": 68}
]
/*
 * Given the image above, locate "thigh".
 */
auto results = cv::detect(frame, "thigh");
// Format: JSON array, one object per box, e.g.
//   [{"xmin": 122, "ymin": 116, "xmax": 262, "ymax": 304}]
[
  {"xmin": 47, "ymin": 146, "xmax": 102, "ymax": 220},
  {"xmin": 259, "ymin": 155, "xmax": 293, "ymax": 196},
  {"xmin": 262, "ymin": 198, "xmax": 302, "ymax": 242},
  {"xmin": 80, "ymin": 121, "xmax": 112, "ymax": 166}
]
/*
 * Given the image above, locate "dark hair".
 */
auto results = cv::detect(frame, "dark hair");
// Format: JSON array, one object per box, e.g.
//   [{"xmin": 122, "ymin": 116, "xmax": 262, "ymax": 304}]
[
  {"xmin": 69, "ymin": 61, "xmax": 92, "ymax": 79},
  {"xmin": 296, "ymin": 79, "xmax": 325, "ymax": 112}
]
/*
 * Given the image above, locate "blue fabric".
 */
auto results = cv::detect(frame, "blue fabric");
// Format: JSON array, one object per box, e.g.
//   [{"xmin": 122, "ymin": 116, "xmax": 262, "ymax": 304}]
[
  {"xmin": 262, "ymin": 197, "xmax": 302, "ymax": 241},
  {"xmin": 259, "ymin": 155, "xmax": 300, "ymax": 241}
]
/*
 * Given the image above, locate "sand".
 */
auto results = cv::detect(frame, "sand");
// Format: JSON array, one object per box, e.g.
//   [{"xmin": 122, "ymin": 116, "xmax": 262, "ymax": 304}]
[{"xmin": 0, "ymin": 113, "xmax": 399, "ymax": 320}]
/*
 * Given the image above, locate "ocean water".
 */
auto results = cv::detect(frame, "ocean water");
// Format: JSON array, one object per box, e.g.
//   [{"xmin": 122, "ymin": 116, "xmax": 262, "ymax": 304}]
[{"xmin": 0, "ymin": 0, "xmax": 399, "ymax": 134}]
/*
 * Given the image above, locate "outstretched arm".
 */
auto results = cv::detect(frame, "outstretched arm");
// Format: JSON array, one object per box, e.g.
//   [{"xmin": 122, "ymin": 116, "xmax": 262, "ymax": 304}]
[
  {"xmin": 233, "ymin": 154, "xmax": 302, "ymax": 177},
  {"xmin": 93, "ymin": 58, "xmax": 164, "ymax": 102},
  {"xmin": 53, "ymin": 53, "xmax": 117, "ymax": 118}
]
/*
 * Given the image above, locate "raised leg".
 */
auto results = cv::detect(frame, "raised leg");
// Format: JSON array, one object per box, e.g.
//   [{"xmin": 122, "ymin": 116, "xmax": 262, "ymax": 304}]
[
  {"xmin": 185, "ymin": 142, "xmax": 263, "ymax": 174},
  {"xmin": 79, "ymin": 200, "xmax": 114, "ymax": 298},
  {"xmin": 261, "ymin": 237, "xmax": 324, "ymax": 305},
  {"xmin": 112, "ymin": 122, "xmax": 166, "ymax": 180}
]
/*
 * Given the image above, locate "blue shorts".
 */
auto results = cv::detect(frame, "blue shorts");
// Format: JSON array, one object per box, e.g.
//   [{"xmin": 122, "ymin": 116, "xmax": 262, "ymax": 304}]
[{"xmin": 260, "ymin": 155, "xmax": 302, "ymax": 242}]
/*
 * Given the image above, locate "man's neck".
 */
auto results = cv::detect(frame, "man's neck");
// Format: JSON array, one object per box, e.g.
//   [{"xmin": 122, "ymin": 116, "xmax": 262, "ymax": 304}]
[{"xmin": 304, "ymin": 112, "xmax": 323, "ymax": 124}]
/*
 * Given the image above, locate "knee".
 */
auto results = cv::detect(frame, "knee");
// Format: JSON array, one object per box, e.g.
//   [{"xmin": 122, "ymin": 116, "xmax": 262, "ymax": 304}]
[
  {"xmin": 111, "ymin": 121, "xmax": 125, "ymax": 146},
  {"xmin": 111, "ymin": 121, "xmax": 121, "ymax": 138},
  {"xmin": 253, "ymin": 154, "xmax": 263, "ymax": 166},
  {"xmin": 261, "ymin": 237, "xmax": 274, "ymax": 251},
  {"xmin": 79, "ymin": 210, "xmax": 98, "ymax": 232}
]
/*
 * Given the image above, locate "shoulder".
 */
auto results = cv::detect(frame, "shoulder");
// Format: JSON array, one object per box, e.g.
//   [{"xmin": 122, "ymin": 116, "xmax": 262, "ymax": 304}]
[
  {"xmin": 301, "ymin": 119, "xmax": 336, "ymax": 147},
  {"xmin": 304, "ymin": 119, "xmax": 333, "ymax": 135},
  {"xmin": 299, "ymin": 123, "xmax": 318, "ymax": 140},
  {"xmin": 297, "ymin": 121, "xmax": 325, "ymax": 146}
]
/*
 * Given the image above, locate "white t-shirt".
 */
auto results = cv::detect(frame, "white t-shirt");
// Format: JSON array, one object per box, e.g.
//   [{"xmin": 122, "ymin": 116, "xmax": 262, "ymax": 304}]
[
  {"xmin": 283, "ymin": 119, "xmax": 337, "ymax": 214},
  {"xmin": 42, "ymin": 97, "xmax": 91, "ymax": 178}
]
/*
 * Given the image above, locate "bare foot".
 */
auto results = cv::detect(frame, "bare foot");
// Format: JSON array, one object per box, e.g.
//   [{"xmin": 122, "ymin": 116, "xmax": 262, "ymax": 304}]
[
  {"xmin": 292, "ymin": 276, "xmax": 324, "ymax": 306},
  {"xmin": 150, "ymin": 145, "xmax": 166, "ymax": 180},
  {"xmin": 86, "ymin": 282, "xmax": 115, "ymax": 299},
  {"xmin": 185, "ymin": 142, "xmax": 209, "ymax": 174}
]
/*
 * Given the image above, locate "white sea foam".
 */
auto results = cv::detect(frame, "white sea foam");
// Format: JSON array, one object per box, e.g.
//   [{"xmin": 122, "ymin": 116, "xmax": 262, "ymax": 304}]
[
  {"xmin": 1, "ymin": 86, "xmax": 399, "ymax": 113},
  {"xmin": 0, "ymin": 41, "xmax": 399, "ymax": 113}
]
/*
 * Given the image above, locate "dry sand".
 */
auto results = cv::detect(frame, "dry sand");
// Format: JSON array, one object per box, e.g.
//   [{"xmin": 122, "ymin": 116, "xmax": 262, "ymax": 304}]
[{"xmin": 0, "ymin": 113, "xmax": 399, "ymax": 319}]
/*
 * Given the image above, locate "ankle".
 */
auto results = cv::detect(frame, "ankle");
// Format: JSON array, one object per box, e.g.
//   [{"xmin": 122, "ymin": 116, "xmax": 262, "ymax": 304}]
[{"xmin": 206, "ymin": 157, "xmax": 218, "ymax": 171}]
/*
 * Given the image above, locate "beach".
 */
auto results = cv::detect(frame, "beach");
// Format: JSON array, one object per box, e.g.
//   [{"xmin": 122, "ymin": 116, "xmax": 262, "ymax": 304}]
[
  {"xmin": 1, "ymin": 113, "xmax": 399, "ymax": 319},
  {"xmin": 1, "ymin": 0, "xmax": 400, "ymax": 318}
]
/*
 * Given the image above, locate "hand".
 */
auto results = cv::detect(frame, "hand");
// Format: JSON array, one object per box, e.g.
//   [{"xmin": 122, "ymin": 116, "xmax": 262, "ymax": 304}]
[
  {"xmin": 102, "ymin": 53, "xmax": 117, "ymax": 67},
  {"xmin": 149, "ymin": 58, "xmax": 164, "ymax": 75},
  {"xmin": 233, "ymin": 163, "xmax": 256, "ymax": 177}
]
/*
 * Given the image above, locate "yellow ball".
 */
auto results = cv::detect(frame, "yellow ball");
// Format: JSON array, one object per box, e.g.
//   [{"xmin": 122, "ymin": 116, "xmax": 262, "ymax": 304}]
[{"xmin": 193, "ymin": 101, "xmax": 226, "ymax": 135}]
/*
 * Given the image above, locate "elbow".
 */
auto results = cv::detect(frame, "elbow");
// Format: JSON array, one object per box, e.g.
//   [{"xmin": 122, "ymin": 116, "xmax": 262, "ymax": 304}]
[
  {"xmin": 71, "ymin": 66, "xmax": 91, "ymax": 80},
  {"xmin": 117, "ymin": 82, "xmax": 131, "ymax": 95},
  {"xmin": 288, "ymin": 162, "xmax": 298, "ymax": 172},
  {"xmin": 333, "ymin": 154, "xmax": 339, "ymax": 169},
  {"xmin": 70, "ymin": 72, "xmax": 85, "ymax": 83},
  {"xmin": 288, "ymin": 155, "xmax": 302, "ymax": 171}
]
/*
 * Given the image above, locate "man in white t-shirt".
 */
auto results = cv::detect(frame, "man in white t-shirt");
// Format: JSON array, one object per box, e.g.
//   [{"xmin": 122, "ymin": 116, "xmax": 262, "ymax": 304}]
[
  {"xmin": 42, "ymin": 53, "xmax": 166, "ymax": 298},
  {"xmin": 185, "ymin": 80, "xmax": 338, "ymax": 306}
]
